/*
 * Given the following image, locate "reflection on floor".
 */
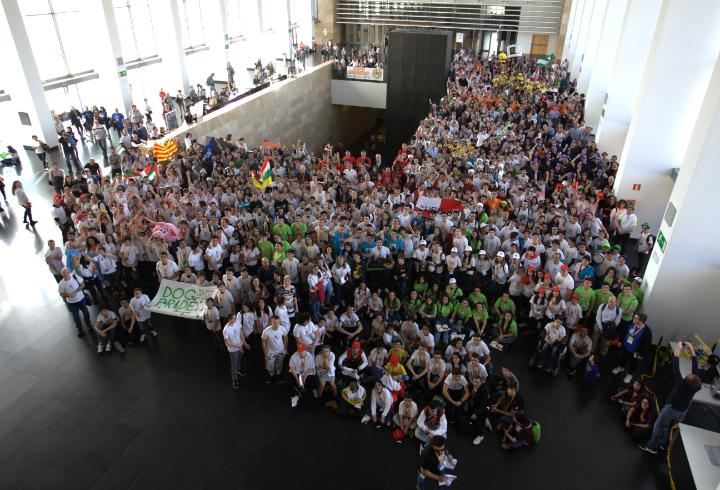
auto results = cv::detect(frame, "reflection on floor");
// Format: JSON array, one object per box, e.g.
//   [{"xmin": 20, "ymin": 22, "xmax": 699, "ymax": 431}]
[{"xmin": 0, "ymin": 145, "xmax": 668, "ymax": 490}]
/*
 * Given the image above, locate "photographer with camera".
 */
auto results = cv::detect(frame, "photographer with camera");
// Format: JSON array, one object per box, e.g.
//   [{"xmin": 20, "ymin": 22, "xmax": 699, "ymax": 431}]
[{"xmin": 639, "ymin": 341, "xmax": 701, "ymax": 455}]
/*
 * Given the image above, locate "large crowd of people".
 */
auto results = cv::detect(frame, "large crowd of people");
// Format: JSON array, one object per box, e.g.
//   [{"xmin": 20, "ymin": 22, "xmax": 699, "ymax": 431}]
[{"xmin": 36, "ymin": 48, "xmax": 695, "ymax": 486}]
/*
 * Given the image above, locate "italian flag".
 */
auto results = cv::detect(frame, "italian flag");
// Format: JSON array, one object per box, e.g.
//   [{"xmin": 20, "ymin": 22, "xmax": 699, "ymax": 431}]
[
  {"xmin": 252, "ymin": 156, "xmax": 273, "ymax": 189},
  {"xmin": 144, "ymin": 163, "xmax": 157, "ymax": 185}
]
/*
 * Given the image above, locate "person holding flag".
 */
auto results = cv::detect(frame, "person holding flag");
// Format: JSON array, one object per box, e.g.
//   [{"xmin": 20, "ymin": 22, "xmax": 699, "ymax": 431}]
[{"xmin": 252, "ymin": 155, "xmax": 273, "ymax": 189}]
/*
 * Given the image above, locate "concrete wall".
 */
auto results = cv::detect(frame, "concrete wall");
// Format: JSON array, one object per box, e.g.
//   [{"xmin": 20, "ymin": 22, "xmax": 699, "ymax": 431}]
[
  {"xmin": 314, "ymin": 0, "xmax": 341, "ymax": 46},
  {"xmin": 331, "ymin": 80, "xmax": 387, "ymax": 109},
  {"xmin": 169, "ymin": 61, "xmax": 339, "ymax": 154}
]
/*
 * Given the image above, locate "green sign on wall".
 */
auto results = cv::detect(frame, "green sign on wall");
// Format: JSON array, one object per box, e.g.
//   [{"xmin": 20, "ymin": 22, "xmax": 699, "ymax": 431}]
[{"xmin": 657, "ymin": 231, "xmax": 667, "ymax": 253}]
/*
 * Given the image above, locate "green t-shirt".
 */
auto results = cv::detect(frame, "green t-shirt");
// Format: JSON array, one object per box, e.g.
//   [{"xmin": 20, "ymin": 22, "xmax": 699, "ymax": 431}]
[
  {"xmin": 272, "ymin": 223, "xmax": 292, "ymax": 242},
  {"xmin": 502, "ymin": 320, "xmax": 518, "ymax": 337},
  {"xmin": 632, "ymin": 285, "xmax": 644, "ymax": 306},
  {"xmin": 436, "ymin": 303, "xmax": 454, "ymax": 318},
  {"xmin": 574, "ymin": 286, "xmax": 595, "ymax": 312},
  {"xmin": 468, "ymin": 292, "xmax": 488, "ymax": 307},
  {"xmin": 385, "ymin": 297, "xmax": 401, "ymax": 311},
  {"xmin": 258, "ymin": 240, "xmax": 275, "ymax": 260},
  {"xmin": 472, "ymin": 308, "xmax": 489, "ymax": 324},
  {"xmin": 272, "ymin": 250, "xmax": 286, "ymax": 265},
  {"xmin": 405, "ymin": 298, "xmax": 423, "ymax": 315},
  {"xmin": 593, "ymin": 290, "xmax": 613, "ymax": 312},
  {"xmin": 291, "ymin": 222, "xmax": 307, "ymax": 237},
  {"xmin": 618, "ymin": 293, "xmax": 638, "ymax": 321},
  {"xmin": 446, "ymin": 286, "xmax": 464, "ymax": 300},
  {"xmin": 494, "ymin": 297, "xmax": 516, "ymax": 315},
  {"xmin": 454, "ymin": 304, "xmax": 472, "ymax": 320},
  {"xmin": 414, "ymin": 281, "xmax": 429, "ymax": 297}
]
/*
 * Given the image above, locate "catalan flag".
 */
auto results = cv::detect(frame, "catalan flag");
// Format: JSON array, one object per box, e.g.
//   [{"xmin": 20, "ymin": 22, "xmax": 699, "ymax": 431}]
[
  {"xmin": 152, "ymin": 139, "xmax": 178, "ymax": 162},
  {"xmin": 252, "ymin": 156, "xmax": 273, "ymax": 189}
]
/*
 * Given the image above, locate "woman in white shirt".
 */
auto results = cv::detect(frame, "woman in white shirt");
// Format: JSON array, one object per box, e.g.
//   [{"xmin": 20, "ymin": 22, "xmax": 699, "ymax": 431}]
[{"xmin": 11, "ymin": 181, "xmax": 35, "ymax": 226}]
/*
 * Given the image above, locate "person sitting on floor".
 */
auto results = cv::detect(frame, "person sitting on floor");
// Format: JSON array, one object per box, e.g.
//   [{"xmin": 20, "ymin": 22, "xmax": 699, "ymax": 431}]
[
  {"xmin": 501, "ymin": 413, "xmax": 533, "ymax": 450},
  {"xmin": 337, "ymin": 379, "xmax": 367, "ymax": 419},
  {"xmin": 610, "ymin": 379, "xmax": 646, "ymax": 413},
  {"xmin": 625, "ymin": 396, "xmax": 655, "ymax": 439},
  {"xmin": 392, "ymin": 393, "xmax": 418, "ymax": 443},
  {"xmin": 415, "ymin": 399, "xmax": 448, "ymax": 449}
]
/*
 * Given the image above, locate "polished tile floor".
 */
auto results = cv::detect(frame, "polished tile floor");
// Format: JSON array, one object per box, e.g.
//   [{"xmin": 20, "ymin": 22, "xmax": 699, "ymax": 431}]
[{"xmin": 0, "ymin": 145, "xmax": 672, "ymax": 490}]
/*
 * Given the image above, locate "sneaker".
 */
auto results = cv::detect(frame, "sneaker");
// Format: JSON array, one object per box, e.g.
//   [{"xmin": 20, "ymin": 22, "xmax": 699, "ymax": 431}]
[
  {"xmin": 611, "ymin": 366, "xmax": 624, "ymax": 375},
  {"xmin": 473, "ymin": 436, "xmax": 485, "ymax": 446},
  {"xmin": 140, "ymin": 334, "xmax": 146, "ymax": 343},
  {"xmin": 97, "ymin": 344, "xmax": 103, "ymax": 354},
  {"xmin": 639, "ymin": 444, "xmax": 657, "ymax": 455},
  {"xmin": 150, "ymin": 330, "xmax": 158, "ymax": 337},
  {"xmin": 623, "ymin": 373, "xmax": 633, "ymax": 384},
  {"xmin": 232, "ymin": 380, "xmax": 239, "ymax": 390},
  {"xmin": 113, "ymin": 341, "xmax": 125, "ymax": 354},
  {"xmin": 290, "ymin": 395, "xmax": 300, "ymax": 408},
  {"xmin": 361, "ymin": 415, "xmax": 371, "ymax": 424},
  {"xmin": 105, "ymin": 343, "xmax": 112, "ymax": 352}
]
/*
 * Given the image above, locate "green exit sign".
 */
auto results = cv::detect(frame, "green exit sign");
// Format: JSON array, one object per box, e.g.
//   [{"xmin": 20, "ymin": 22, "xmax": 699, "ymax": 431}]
[
  {"xmin": 118, "ymin": 70, "xmax": 128, "ymax": 78},
  {"xmin": 224, "ymin": 43, "xmax": 229, "ymax": 49},
  {"xmin": 657, "ymin": 230, "xmax": 667, "ymax": 253}
]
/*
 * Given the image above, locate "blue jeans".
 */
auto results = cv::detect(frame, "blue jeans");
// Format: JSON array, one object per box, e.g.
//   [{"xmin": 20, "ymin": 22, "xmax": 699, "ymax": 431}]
[
  {"xmin": 646, "ymin": 404, "xmax": 688, "ymax": 450},
  {"xmin": 540, "ymin": 342, "xmax": 561, "ymax": 367},
  {"xmin": 68, "ymin": 298, "xmax": 91, "ymax": 332},
  {"xmin": 136, "ymin": 318, "xmax": 155, "ymax": 334},
  {"xmin": 97, "ymin": 328, "xmax": 116, "ymax": 346}
]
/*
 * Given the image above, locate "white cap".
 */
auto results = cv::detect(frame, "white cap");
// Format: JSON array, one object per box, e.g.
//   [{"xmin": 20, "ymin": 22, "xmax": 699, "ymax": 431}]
[
  {"xmin": 464, "ymin": 246, "xmax": 473, "ymax": 252},
  {"xmin": 496, "ymin": 251, "xmax": 505, "ymax": 258},
  {"xmin": 512, "ymin": 252, "xmax": 520, "ymax": 259},
  {"xmin": 449, "ymin": 278, "xmax": 456, "ymax": 284},
  {"xmin": 451, "ymin": 247, "xmax": 458, "ymax": 253},
  {"xmin": 419, "ymin": 240, "xmax": 427, "ymax": 245},
  {"xmin": 633, "ymin": 276, "xmax": 642, "ymax": 283},
  {"xmin": 480, "ymin": 223, "xmax": 488, "ymax": 228},
  {"xmin": 479, "ymin": 250, "xmax": 487, "ymax": 255}
]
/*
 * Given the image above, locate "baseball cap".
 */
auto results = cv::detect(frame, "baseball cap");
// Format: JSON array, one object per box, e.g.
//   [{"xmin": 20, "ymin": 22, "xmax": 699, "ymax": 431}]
[
  {"xmin": 451, "ymin": 247, "xmax": 458, "ymax": 253},
  {"xmin": 465, "ymin": 246, "xmax": 473, "ymax": 252},
  {"xmin": 419, "ymin": 240, "xmax": 427, "ymax": 245},
  {"xmin": 479, "ymin": 250, "xmax": 487, "ymax": 255},
  {"xmin": 449, "ymin": 278, "xmax": 457, "ymax": 284},
  {"xmin": 496, "ymin": 251, "xmax": 505, "ymax": 258},
  {"xmin": 552, "ymin": 285, "xmax": 560, "ymax": 292},
  {"xmin": 512, "ymin": 252, "xmax": 520, "ymax": 259},
  {"xmin": 633, "ymin": 276, "xmax": 642, "ymax": 283},
  {"xmin": 560, "ymin": 264, "xmax": 568, "ymax": 270},
  {"xmin": 641, "ymin": 223, "xmax": 650, "ymax": 228}
]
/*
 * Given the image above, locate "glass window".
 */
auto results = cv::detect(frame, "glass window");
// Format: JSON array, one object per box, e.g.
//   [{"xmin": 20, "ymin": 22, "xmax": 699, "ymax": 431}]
[
  {"xmin": 114, "ymin": 1, "xmax": 159, "ymax": 62},
  {"xmin": 23, "ymin": 14, "xmax": 68, "ymax": 80},
  {"xmin": 21, "ymin": 0, "xmax": 53, "ymax": 15},
  {"xmin": 178, "ymin": 0, "xmax": 205, "ymax": 48},
  {"xmin": 225, "ymin": 0, "xmax": 241, "ymax": 39},
  {"xmin": 55, "ymin": 11, "xmax": 93, "ymax": 74}
]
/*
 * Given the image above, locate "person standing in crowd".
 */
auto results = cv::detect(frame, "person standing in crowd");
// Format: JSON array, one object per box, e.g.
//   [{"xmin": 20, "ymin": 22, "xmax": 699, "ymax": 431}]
[
  {"xmin": 223, "ymin": 313, "xmax": 246, "ymax": 390},
  {"xmin": 261, "ymin": 315, "xmax": 288, "ymax": 383},
  {"xmin": 129, "ymin": 288, "xmax": 158, "ymax": 343},
  {"xmin": 640, "ymin": 342, "xmax": 701, "ymax": 455},
  {"xmin": 11, "ymin": 181, "xmax": 36, "ymax": 227},
  {"xmin": 58, "ymin": 267, "xmax": 92, "ymax": 337},
  {"xmin": 31, "ymin": 135, "xmax": 48, "ymax": 169}
]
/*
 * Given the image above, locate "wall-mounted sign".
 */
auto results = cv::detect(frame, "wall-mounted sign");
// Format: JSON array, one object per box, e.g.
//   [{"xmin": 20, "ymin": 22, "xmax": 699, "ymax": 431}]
[
  {"xmin": 455, "ymin": 33, "xmax": 464, "ymax": 43},
  {"xmin": 346, "ymin": 66, "xmax": 384, "ymax": 82},
  {"xmin": 657, "ymin": 230, "xmax": 667, "ymax": 253}
]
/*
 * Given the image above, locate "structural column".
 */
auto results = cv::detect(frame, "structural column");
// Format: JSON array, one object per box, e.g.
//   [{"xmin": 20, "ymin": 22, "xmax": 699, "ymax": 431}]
[
  {"xmin": 569, "ymin": 0, "xmax": 594, "ymax": 81},
  {"xmin": 613, "ymin": 0, "xmax": 720, "ymax": 237},
  {"xmin": 575, "ymin": 0, "xmax": 608, "ymax": 96},
  {"xmin": 640, "ymin": 56, "xmax": 720, "ymax": 342},
  {"xmin": 154, "ymin": 0, "xmax": 190, "ymax": 94},
  {"xmin": 582, "ymin": 0, "xmax": 627, "ymax": 131},
  {"xmin": 0, "ymin": 0, "xmax": 58, "ymax": 149},
  {"xmin": 561, "ymin": 0, "xmax": 579, "ymax": 60},
  {"xmin": 594, "ymin": 0, "xmax": 662, "ymax": 157},
  {"xmin": 564, "ymin": 0, "xmax": 586, "ymax": 68},
  {"xmin": 95, "ymin": 0, "xmax": 133, "ymax": 114}
]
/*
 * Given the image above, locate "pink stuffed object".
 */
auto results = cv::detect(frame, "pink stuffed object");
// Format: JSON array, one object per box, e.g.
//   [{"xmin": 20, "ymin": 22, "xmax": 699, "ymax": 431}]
[{"xmin": 152, "ymin": 222, "xmax": 179, "ymax": 244}]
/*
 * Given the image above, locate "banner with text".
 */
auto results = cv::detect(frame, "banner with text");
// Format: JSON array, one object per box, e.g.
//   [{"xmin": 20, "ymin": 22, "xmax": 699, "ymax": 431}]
[
  {"xmin": 146, "ymin": 279, "xmax": 217, "ymax": 320},
  {"xmin": 346, "ymin": 66, "xmax": 384, "ymax": 82}
]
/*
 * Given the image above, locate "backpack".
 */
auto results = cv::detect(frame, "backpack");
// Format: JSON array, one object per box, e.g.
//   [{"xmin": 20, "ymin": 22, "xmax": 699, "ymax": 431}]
[{"xmin": 531, "ymin": 420, "xmax": 541, "ymax": 443}]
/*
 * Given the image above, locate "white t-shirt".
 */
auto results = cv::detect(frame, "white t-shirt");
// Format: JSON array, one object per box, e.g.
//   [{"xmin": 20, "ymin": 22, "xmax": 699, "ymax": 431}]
[
  {"xmin": 58, "ymin": 275, "xmax": 84, "ymax": 303},
  {"xmin": 130, "ymin": 294, "xmax": 152, "ymax": 321},
  {"xmin": 466, "ymin": 339, "xmax": 490, "ymax": 359},
  {"xmin": 314, "ymin": 352, "xmax": 336, "ymax": 377},
  {"xmin": 444, "ymin": 374, "xmax": 469, "ymax": 391},
  {"xmin": 45, "ymin": 247, "xmax": 64, "ymax": 274},
  {"xmin": 203, "ymin": 306, "xmax": 220, "ymax": 331},
  {"xmin": 545, "ymin": 324, "xmax": 567, "ymax": 343},
  {"xmin": 294, "ymin": 321, "xmax": 318, "ymax": 347},
  {"xmin": 223, "ymin": 321, "xmax": 244, "ymax": 352},
  {"xmin": 261, "ymin": 325, "xmax": 287, "ymax": 355},
  {"xmin": 156, "ymin": 259, "xmax": 180, "ymax": 279},
  {"xmin": 289, "ymin": 351, "xmax": 316, "ymax": 375}
]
